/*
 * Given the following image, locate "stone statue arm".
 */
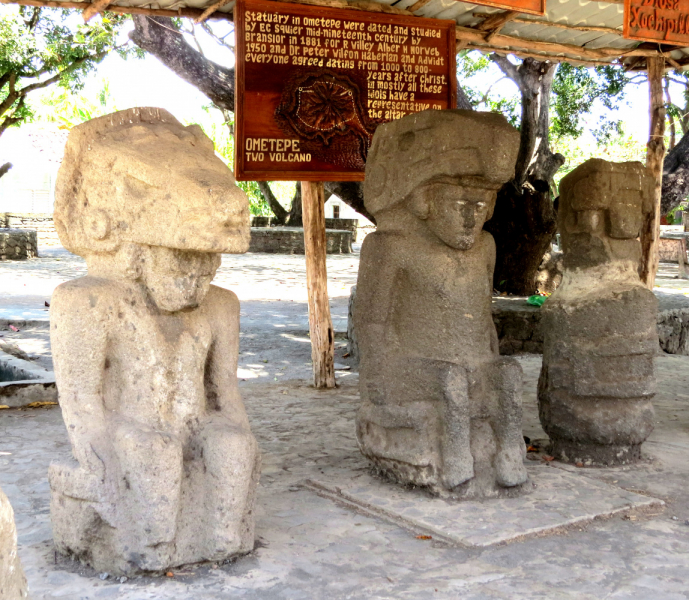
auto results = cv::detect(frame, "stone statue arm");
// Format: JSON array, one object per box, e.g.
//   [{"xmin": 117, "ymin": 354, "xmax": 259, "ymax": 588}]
[
  {"xmin": 203, "ymin": 286, "xmax": 251, "ymax": 429},
  {"xmin": 50, "ymin": 279, "xmax": 112, "ymax": 475},
  {"xmin": 353, "ymin": 234, "xmax": 401, "ymax": 362}
]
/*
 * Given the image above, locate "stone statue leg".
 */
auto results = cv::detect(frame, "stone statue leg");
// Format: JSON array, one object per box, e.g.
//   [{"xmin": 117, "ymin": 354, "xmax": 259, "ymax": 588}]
[
  {"xmin": 112, "ymin": 421, "xmax": 183, "ymax": 570},
  {"xmin": 489, "ymin": 357, "xmax": 528, "ymax": 487},
  {"xmin": 440, "ymin": 365, "xmax": 474, "ymax": 489},
  {"xmin": 198, "ymin": 418, "xmax": 260, "ymax": 557}
]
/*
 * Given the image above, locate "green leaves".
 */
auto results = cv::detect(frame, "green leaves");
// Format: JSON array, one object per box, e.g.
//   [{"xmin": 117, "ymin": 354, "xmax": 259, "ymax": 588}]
[
  {"xmin": 0, "ymin": 7, "xmax": 134, "ymax": 135},
  {"xmin": 551, "ymin": 63, "xmax": 629, "ymax": 144}
]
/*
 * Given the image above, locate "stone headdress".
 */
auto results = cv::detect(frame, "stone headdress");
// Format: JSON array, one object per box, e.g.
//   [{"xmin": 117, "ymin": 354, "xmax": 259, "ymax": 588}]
[
  {"xmin": 363, "ymin": 109, "xmax": 520, "ymax": 217},
  {"xmin": 54, "ymin": 107, "xmax": 250, "ymax": 257}
]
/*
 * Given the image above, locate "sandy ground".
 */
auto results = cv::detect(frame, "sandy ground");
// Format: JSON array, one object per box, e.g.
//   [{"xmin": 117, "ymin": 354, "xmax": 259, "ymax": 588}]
[{"xmin": 1, "ymin": 248, "xmax": 689, "ymax": 599}]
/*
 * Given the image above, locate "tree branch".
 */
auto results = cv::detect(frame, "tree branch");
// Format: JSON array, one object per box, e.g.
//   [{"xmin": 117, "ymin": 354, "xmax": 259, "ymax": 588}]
[
  {"xmin": 130, "ymin": 15, "xmax": 235, "ymax": 111},
  {"xmin": 490, "ymin": 53, "xmax": 521, "ymax": 88}
]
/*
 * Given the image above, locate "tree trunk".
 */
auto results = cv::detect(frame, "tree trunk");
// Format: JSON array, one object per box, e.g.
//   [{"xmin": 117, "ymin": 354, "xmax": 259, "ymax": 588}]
[
  {"xmin": 661, "ymin": 126, "xmax": 689, "ymax": 215},
  {"xmin": 257, "ymin": 181, "xmax": 288, "ymax": 224},
  {"xmin": 287, "ymin": 182, "xmax": 303, "ymax": 226},
  {"xmin": 485, "ymin": 56, "xmax": 563, "ymax": 295}
]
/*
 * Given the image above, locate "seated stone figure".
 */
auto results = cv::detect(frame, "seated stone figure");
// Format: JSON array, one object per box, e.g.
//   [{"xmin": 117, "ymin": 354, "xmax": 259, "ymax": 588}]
[
  {"xmin": 538, "ymin": 158, "xmax": 657, "ymax": 465},
  {"xmin": 49, "ymin": 108, "xmax": 260, "ymax": 575},
  {"xmin": 355, "ymin": 110, "xmax": 527, "ymax": 498}
]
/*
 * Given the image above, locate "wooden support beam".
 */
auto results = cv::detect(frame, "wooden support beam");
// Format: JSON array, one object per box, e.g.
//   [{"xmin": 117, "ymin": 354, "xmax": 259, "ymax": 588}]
[
  {"xmin": 475, "ymin": 9, "xmax": 519, "ymax": 42},
  {"xmin": 194, "ymin": 0, "xmax": 230, "ymax": 22},
  {"xmin": 641, "ymin": 56, "xmax": 666, "ymax": 289},
  {"xmin": 407, "ymin": 0, "xmax": 433, "ymax": 12},
  {"xmin": 0, "ymin": 0, "xmax": 235, "ymax": 21},
  {"xmin": 473, "ymin": 11, "xmax": 623, "ymax": 35},
  {"xmin": 456, "ymin": 23, "xmax": 679, "ymax": 63},
  {"xmin": 301, "ymin": 181, "xmax": 336, "ymax": 389},
  {"xmin": 82, "ymin": 0, "xmax": 110, "ymax": 21}
]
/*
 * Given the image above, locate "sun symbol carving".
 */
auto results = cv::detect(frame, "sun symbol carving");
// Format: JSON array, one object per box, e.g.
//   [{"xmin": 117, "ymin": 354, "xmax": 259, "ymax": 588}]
[{"xmin": 296, "ymin": 81, "xmax": 360, "ymax": 132}]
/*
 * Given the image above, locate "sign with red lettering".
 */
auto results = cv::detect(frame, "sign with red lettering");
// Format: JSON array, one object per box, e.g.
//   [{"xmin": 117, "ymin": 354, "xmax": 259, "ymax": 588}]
[
  {"xmin": 234, "ymin": 0, "xmax": 457, "ymax": 181},
  {"xmin": 624, "ymin": 0, "xmax": 689, "ymax": 45}
]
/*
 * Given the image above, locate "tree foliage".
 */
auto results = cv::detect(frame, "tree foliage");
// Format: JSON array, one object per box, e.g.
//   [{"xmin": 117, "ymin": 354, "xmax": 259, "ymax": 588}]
[
  {"xmin": 457, "ymin": 51, "xmax": 631, "ymax": 147},
  {"xmin": 550, "ymin": 63, "xmax": 629, "ymax": 144},
  {"xmin": 0, "ymin": 6, "xmax": 136, "ymax": 137}
]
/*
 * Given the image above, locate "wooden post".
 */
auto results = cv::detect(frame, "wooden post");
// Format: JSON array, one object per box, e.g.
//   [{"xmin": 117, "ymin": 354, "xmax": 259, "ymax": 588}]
[
  {"xmin": 641, "ymin": 56, "xmax": 666, "ymax": 289},
  {"xmin": 301, "ymin": 181, "xmax": 336, "ymax": 389}
]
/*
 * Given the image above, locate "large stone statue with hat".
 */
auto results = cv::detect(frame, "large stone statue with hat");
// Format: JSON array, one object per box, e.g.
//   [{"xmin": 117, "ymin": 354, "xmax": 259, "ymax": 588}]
[
  {"xmin": 49, "ymin": 108, "xmax": 260, "ymax": 575},
  {"xmin": 354, "ymin": 109, "xmax": 527, "ymax": 498},
  {"xmin": 538, "ymin": 159, "xmax": 657, "ymax": 465}
]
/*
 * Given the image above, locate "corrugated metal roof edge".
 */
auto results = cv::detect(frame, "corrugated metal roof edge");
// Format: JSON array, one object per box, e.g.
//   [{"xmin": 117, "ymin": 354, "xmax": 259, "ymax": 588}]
[{"xmin": 4, "ymin": 0, "xmax": 688, "ymax": 68}]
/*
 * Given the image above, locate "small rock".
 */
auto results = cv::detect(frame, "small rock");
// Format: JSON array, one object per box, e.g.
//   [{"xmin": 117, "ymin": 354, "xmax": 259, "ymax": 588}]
[
  {"xmin": 119, "ymin": 576, "xmax": 127, "ymax": 583},
  {"xmin": 672, "ymin": 516, "xmax": 679, "ymax": 521},
  {"xmin": 99, "ymin": 572, "xmax": 109, "ymax": 580}
]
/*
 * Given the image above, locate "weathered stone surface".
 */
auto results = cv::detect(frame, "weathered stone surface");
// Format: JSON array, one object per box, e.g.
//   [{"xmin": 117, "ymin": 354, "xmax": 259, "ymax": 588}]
[
  {"xmin": 538, "ymin": 159, "xmax": 657, "ymax": 466},
  {"xmin": 0, "ymin": 229, "xmax": 37, "ymax": 261},
  {"xmin": 49, "ymin": 107, "xmax": 260, "ymax": 575},
  {"xmin": 0, "ymin": 486, "xmax": 28, "ymax": 599},
  {"xmin": 355, "ymin": 110, "xmax": 527, "ymax": 498}
]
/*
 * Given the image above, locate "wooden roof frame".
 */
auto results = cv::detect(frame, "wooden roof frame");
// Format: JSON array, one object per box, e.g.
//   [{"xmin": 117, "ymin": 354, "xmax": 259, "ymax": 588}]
[{"xmin": 2, "ymin": 0, "xmax": 686, "ymax": 68}]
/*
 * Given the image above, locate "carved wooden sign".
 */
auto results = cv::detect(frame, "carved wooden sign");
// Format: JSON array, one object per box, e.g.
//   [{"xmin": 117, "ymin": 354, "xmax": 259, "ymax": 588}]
[
  {"xmin": 624, "ymin": 0, "xmax": 689, "ymax": 45},
  {"xmin": 465, "ymin": 0, "xmax": 545, "ymax": 17},
  {"xmin": 234, "ymin": 0, "xmax": 457, "ymax": 181}
]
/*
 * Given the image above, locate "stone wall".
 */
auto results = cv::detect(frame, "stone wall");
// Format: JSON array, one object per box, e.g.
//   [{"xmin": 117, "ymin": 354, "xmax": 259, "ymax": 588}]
[
  {"xmin": 0, "ymin": 229, "xmax": 38, "ymax": 260},
  {"xmin": 249, "ymin": 227, "xmax": 352, "ymax": 254},
  {"xmin": 491, "ymin": 298, "xmax": 544, "ymax": 355},
  {"xmin": 0, "ymin": 213, "xmax": 60, "ymax": 247}
]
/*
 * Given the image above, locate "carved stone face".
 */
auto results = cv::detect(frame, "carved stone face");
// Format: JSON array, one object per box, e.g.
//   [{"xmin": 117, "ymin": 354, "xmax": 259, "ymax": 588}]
[
  {"xmin": 141, "ymin": 246, "xmax": 221, "ymax": 312},
  {"xmin": 415, "ymin": 182, "xmax": 496, "ymax": 250},
  {"xmin": 558, "ymin": 159, "xmax": 654, "ymax": 269}
]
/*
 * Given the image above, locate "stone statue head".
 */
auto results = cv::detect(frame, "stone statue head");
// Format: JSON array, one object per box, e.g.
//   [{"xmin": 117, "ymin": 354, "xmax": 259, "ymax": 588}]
[
  {"xmin": 54, "ymin": 108, "xmax": 250, "ymax": 258},
  {"xmin": 558, "ymin": 158, "xmax": 654, "ymax": 269},
  {"xmin": 364, "ymin": 110, "xmax": 519, "ymax": 250}
]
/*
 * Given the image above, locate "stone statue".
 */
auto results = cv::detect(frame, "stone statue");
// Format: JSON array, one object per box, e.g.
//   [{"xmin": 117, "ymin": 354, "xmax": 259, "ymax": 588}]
[
  {"xmin": 538, "ymin": 158, "xmax": 657, "ymax": 465},
  {"xmin": 0, "ymin": 486, "xmax": 29, "ymax": 598},
  {"xmin": 49, "ymin": 108, "xmax": 260, "ymax": 575},
  {"xmin": 355, "ymin": 110, "xmax": 527, "ymax": 498}
]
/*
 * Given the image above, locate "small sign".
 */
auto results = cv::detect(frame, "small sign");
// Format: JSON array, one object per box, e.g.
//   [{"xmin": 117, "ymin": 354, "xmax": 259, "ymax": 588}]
[
  {"xmin": 624, "ymin": 0, "xmax": 689, "ymax": 46},
  {"xmin": 234, "ymin": 0, "xmax": 457, "ymax": 181},
  {"xmin": 466, "ymin": 0, "xmax": 545, "ymax": 17}
]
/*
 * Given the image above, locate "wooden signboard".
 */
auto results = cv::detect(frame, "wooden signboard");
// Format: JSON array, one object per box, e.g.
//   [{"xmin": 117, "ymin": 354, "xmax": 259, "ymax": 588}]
[
  {"xmin": 466, "ymin": 0, "xmax": 544, "ymax": 17},
  {"xmin": 234, "ymin": 0, "xmax": 457, "ymax": 181},
  {"xmin": 624, "ymin": 0, "xmax": 689, "ymax": 46}
]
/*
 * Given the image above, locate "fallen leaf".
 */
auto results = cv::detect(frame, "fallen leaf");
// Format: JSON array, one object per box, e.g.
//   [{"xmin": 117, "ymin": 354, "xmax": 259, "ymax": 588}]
[
  {"xmin": 527, "ymin": 445, "xmax": 538, "ymax": 453},
  {"xmin": 166, "ymin": 572, "xmax": 174, "ymax": 578},
  {"xmin": 343, "ymin": 353, "xmax": 350, "ymax": 358},
  {"xmin": 9, "ymin": 325, "xmax": 19, "ymax": 332},
  {"xmin": 25, "ymin": 401, "xmax": 58, "ymax": 408},
  {"xmin": 575, "ymin": 462, "xmax": 584, "ymax": 468},
  {"xmin": 543, "ymin": 455, "xmax": 555, "ymax": 462},
  {"xmin": 416, "ymin": 535, "xmax": 432, "ymax": 540},
  {"xmin": 0, "ymin": 406, "xmax": 9, "ymax": 410}
]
